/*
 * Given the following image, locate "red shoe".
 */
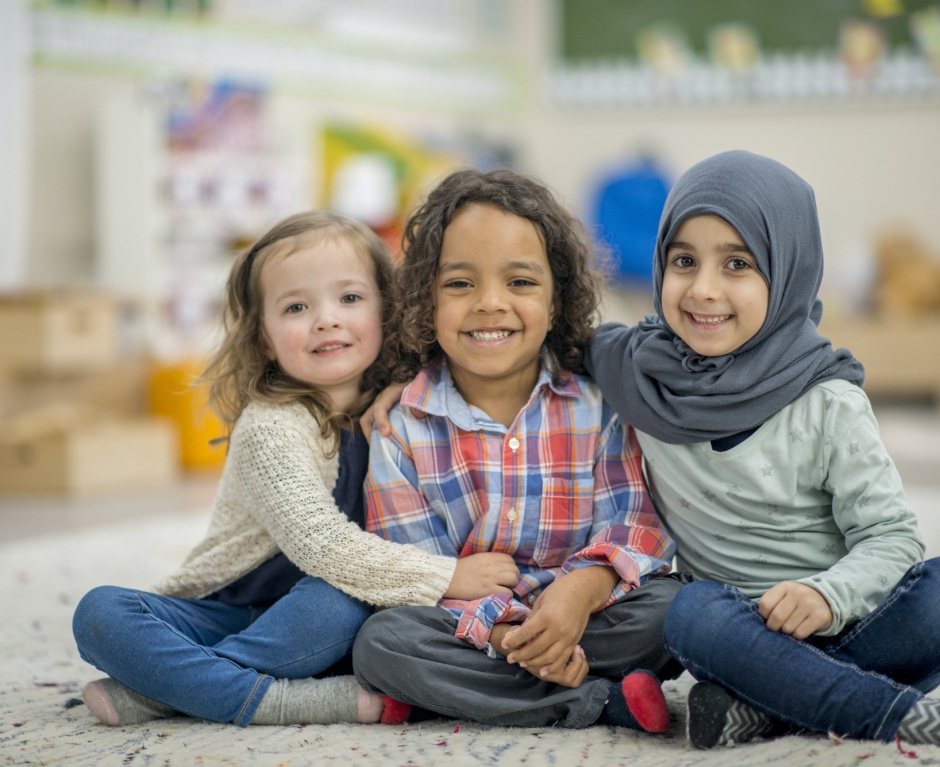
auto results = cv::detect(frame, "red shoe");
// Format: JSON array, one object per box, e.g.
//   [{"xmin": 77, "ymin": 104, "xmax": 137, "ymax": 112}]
[
  {"xmin": 620, "ymin": 670, "xmax": 669, "ymax": 733},
  {"xmin": 380, "ymin": 696, "xmax": 411, "ymax": 725}
]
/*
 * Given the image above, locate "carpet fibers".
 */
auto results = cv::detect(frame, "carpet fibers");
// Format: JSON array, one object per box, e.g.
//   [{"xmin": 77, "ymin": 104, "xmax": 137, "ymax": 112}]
[{"xmin": 2, "ymin": 512, "xmax": 937, "ymax": 767}]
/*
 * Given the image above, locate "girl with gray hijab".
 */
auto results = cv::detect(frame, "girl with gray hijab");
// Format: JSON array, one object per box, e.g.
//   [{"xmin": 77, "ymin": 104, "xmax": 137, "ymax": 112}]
[{"xmin": 587, "ymin": 149, "xmax": 940, "ymax": 748}]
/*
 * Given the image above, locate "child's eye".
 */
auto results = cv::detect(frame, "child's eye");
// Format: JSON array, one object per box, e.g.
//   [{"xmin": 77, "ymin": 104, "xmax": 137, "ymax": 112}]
[
  {"xmin": 727, "ymin": 258, "xmax": 753, "ymax": 272},
  {"xmin": 508, "ymin": 278, "xmax": 537, "ymax": 288},
  {"xmin": 340, "ymin": 293, "xmax": 362, "ymax": 304},
  {"xmin": 442, "ymin": 279, "xmax": 472, "ymax": 289},
  {"xmin": 285, "ymin": 302, "xmax": 306, "ymax": 314},
  {"xmin": 669, "ymin": 255, "xmax": 695, "ymax": 269}
]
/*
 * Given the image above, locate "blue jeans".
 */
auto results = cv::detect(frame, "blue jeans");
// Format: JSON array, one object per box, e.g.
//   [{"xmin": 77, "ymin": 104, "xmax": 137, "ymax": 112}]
[
  {"xmin": 663, "ymin": 558, "xmax": 940, "ymax": 741},
  {"xmin": 72, "ymin": 576, "xmax": 373, "ymax": 726}
]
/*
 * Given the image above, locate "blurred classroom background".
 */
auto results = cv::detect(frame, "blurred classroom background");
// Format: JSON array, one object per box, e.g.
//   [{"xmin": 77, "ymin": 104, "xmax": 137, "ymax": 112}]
[{"xmin": 1, "ymin": 0, "xmax": 939, "ymax": 546}]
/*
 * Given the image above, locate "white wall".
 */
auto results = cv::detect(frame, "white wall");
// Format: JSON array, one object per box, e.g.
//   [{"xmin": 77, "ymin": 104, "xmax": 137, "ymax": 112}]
[
  {"xmin": 28, "ymin": 70, "xmax": 139, "ymax": 287},
  {"xmin": 22, "ymin": 2, "xmax": 940, "ymax": 314},
  {"xmin": 0, "ymin": 0, "xmax": 30, "ymax": 289}
]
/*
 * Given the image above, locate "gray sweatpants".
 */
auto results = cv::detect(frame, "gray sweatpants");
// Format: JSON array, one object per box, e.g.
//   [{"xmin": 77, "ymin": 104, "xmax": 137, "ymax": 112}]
[{"xmin": 353, "ymin": 575, "xmax": 685, "ymax": 728}]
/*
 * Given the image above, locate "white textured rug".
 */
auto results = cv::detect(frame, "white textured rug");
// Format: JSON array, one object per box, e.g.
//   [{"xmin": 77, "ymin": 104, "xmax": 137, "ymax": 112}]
[{"xmin": 2, "ymin": 512, "xmax": 938, "ymax": 767}]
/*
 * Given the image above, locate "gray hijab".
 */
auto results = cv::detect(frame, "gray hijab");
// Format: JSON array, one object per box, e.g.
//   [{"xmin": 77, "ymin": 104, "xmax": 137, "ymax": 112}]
[{"xmin": 588, "ymin": 150, "xmax": 864, "ymax": 444}]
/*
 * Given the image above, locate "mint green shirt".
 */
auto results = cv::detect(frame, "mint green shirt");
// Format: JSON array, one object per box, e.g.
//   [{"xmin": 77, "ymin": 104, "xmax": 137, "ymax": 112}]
[{"xmin": 638, "ymin": 380, "xmax": 924, "ymax": 636}]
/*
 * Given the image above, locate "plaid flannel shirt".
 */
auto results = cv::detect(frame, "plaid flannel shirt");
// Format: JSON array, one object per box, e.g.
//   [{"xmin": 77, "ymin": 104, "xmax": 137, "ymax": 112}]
[{"xmin": 365, "ymin": 359, "xmax": 674, "ymax": 650}]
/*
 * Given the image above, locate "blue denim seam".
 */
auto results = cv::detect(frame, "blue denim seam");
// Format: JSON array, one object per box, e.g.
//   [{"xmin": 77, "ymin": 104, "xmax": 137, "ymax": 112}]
[
  {"xmin": 827, "ymin": 562, "xmax": 922, "ymax": 655},
  {"xmin": 873, "ymin": 689, "xmax": 912, "ymax": 741},
  {"xmin": 235, "ymin": 674, "xmax": 271, "ymax": 727}
]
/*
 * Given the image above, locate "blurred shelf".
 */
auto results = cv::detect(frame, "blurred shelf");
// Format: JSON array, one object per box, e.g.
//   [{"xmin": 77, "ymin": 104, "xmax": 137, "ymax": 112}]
[
  {"xmin": 820, "ymin": 316, "xmax": 940, "ymax": 403},
  {"xmin": 30, "ymin": 6, "xmax": 525, "ymax": 113}
]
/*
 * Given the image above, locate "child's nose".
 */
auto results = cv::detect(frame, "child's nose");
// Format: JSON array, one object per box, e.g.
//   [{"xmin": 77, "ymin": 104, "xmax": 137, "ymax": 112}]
[
  {"xmin": 688, "ymin": 269, "xmax": 720, "ymax": 301},
  {"xmin": 475, "ymin": 286, "xmax": 508, "ymax": 313},
  {"xmin": 313, "ymin": 308, "xmax": 342, "ymax": 330}
]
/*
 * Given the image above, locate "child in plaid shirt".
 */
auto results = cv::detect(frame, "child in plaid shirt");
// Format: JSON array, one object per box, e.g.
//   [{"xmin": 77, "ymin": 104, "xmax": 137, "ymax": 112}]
[{"xmin": 352, "ymin": 169, "xmax": 686, "ymax": 732}]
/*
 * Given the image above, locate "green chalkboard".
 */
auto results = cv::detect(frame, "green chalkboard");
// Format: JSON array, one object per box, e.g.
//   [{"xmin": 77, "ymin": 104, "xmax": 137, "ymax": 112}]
[{"xmin": 561, "ymin": 0, "xmax": 937, "ymax": 60}]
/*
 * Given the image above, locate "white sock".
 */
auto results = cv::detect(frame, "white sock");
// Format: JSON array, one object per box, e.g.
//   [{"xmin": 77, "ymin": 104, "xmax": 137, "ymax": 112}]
[
  {"xmin": 83, "ymin": 678, "xmax": 177, "ymax": 726},
  {"xmin": 250, "ymin": 675, "xmax": 360, "ymax": 725}
]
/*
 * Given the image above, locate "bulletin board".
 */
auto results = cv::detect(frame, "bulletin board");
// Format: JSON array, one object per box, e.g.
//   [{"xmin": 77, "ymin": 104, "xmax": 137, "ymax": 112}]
[{"xmin": 560, "ymin": 0, "xmax": 939, "ymax": 60}]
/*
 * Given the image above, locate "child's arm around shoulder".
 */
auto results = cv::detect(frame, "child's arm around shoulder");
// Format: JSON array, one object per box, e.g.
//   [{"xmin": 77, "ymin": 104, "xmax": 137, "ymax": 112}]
[{"xmin": 226, "ymin": 401, "xmax": 458, "ymax": 608}]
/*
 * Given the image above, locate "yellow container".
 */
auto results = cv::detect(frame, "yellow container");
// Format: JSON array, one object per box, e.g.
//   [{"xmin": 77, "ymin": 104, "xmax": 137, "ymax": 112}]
[{"xmin": 149, "ymin": 360, "xmax": 226, "ymax": 470}]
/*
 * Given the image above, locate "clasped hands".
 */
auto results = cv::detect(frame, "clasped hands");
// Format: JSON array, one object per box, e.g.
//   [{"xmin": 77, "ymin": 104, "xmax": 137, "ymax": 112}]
[{"xmin": 489, "ymin": 566, "xmax": 619, "ymax": 689}]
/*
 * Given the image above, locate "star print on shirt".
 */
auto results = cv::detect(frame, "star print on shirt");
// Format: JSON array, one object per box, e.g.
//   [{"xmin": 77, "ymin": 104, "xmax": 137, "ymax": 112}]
[
  {"xmin": 848, "ymin": 442, "xmax": 860, "ymax": 455},
  {"xmin": 701, "ymin": 490, "xmax": 716, "ymax": 505},
  {"xmin": 761, "ymin": 463, "xmax": 773, "ymax": 477},
  {"xmin": 790, "ymin": 428, "xmax": 804, "ymax": 442},
  {"xmin": 823, "ymin": 543, "xmax": 838, "ymax": 556}
]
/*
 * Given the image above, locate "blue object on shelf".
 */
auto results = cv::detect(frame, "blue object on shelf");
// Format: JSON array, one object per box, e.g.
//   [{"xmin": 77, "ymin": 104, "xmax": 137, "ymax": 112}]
[{"xmin": 591, "ymin": 157, "xmax": 672, "ymax": 288}]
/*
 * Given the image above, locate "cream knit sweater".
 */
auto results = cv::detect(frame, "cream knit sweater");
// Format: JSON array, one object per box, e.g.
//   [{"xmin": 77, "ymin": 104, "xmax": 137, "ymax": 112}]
[{"xmin": 155, "ymin": 400, "xmax": 456, "ymax": 607}]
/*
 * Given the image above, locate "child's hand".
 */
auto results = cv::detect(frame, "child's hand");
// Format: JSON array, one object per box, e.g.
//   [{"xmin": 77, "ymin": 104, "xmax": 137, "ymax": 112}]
[
  {"xmin": 444, "ymin": 552, "xmax": 520, "ymax": 599},
  {"xmin": 759, "ymin": 581, "xmax": 833, "ymax": 639},
  {"xmin": 490, "ymin": 622, "xmax": 591, "ymax": 686},
  {"xmin": 502, "ymin": 567, "xmax": 617, "ymax": 686},
  {"xmin": 359, "ymin": 382, "xmax": 408, "ymax": 437}
]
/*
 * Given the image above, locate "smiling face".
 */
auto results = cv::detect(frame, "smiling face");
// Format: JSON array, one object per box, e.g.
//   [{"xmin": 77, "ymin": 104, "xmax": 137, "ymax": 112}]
[
  {"xmin": 433, "ymin": 203, "xmax": 554, "ymax": 408},
  {"xmin": 661, "ymin": 214, "xmax": 769, "ymax": 357},
  {"xmin": 260, "ymin": 234, "xmax": 384, "ymax": 412}
]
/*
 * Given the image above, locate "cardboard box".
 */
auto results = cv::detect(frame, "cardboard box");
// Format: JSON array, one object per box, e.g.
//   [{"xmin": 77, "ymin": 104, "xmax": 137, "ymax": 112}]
[
  {"xmin": 0, "ymin": 291, "xmax": 119, "ymax": 375},
  {"xmin": 0, "ymin": 413, "xmax": 180, "ymax": 496},
  {"xmin": 0, "ymin": 358, "xmax": 151, "ymax": 418}
]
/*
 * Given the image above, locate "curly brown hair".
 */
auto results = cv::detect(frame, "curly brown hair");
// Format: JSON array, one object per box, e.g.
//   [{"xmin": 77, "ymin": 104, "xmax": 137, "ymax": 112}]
[
  {"xmin": 200, "ymin": 211, "xmax": 395, "ymax": 451},
  {"xmin": 392, "ymin": 168, "xmax": 605, "ymax": 384}
]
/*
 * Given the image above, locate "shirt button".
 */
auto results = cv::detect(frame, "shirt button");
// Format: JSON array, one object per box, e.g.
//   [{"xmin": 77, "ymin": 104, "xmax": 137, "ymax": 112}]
[
  {"xmin": 528, "ymin": 594, "xmax": 537, "ymax": 605},
  {"xmin": 508, "ymin": 437, "xmax": 520, "ymax": 451},
  {"xmin": 506, "ymin": 509, "xmax": 517, "ymax": 521}
]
